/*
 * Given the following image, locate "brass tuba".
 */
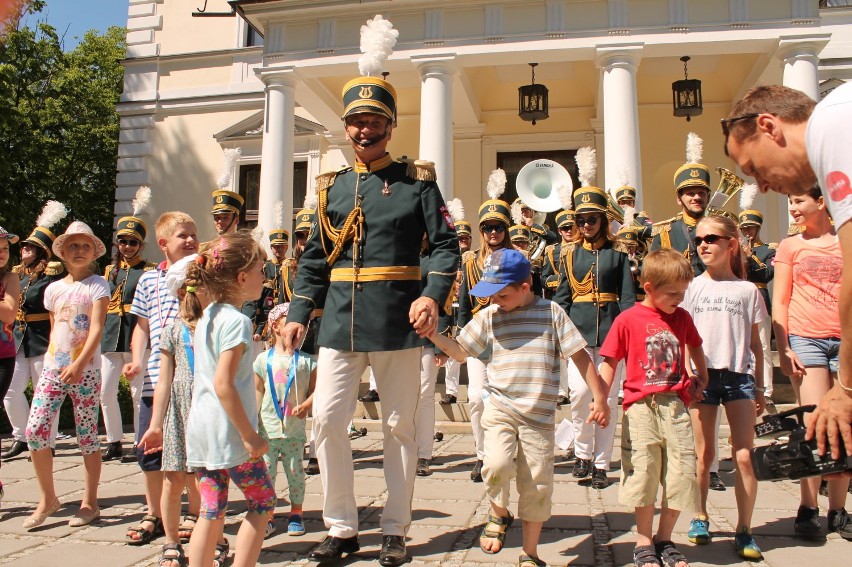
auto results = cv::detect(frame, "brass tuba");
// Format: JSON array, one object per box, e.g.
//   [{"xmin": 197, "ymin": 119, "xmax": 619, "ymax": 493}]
[
  {"xmin": 706, "ymin": 167, "xmax": 744, "ymax": 221},
  {"xmin": 516, "ymin": 159, "xmax": 573, "ymax": 214}
]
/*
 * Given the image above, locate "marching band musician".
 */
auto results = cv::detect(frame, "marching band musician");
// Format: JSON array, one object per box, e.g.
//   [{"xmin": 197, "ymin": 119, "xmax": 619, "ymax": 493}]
[
  {"xmin": 542, "ymin": 208, "xmax": 576, "ymax": 299},
  {"xmin": 280, "ymin": 27, "xmax": 459, "ymax": 563},
  {"xmin": 254, "ymin": 220, "xmax": 289, "ymax": 342},
  {"xmin": 614, "ymin": 183, "xmax": 654, "ymax": 241},
  {"xmin": 553, "ymin": 147, "xmax": 635, "ymax": 490},
  {"xmin": 616, "ymin": 226, "xmax": 645, "ymax": 301},
  {"xmin": 438, "ymin": 200, "xmax": 470, "ymax": 407}
]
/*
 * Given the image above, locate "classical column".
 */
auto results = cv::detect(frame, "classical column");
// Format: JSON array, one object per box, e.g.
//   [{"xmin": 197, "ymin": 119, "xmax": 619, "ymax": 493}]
[
  {"xmin": 778, "ymin": 35, "xmax": 829, "ymax": 101},
  {"xmin": 255, "ymin": 66, "xmax": 296, "ymax": 243},
  {"xmin": 414, "ymin": 55, "xmax": 456, "ymax": 200},
  {"xmin": 596, "ymin": 44, "xmax": 644, "ymax": 207}
]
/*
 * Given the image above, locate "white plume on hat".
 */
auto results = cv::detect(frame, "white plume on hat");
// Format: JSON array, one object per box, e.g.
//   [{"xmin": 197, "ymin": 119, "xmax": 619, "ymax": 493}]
[
  {"xmin": 623, "ymin": 206, "xmax": 636, "ymax": 226},
  {"xmin": 131, "ymin": 186, "xmax": 152, "ymax": 217},
  {"xmin": 358, "ymin": 15, "xmax": 398, "ymax": 77},
  {"xmin": 511, "ymin": 200, "xmax": 524, "ymax": 225},
  {"xmin": 617, "ymin": 166, "xmax": 631, "ymax": 188},
  {"xmin": 303, "ymin": 185, "xmax": 318, "ymax": 211},
  {"xmin": 217, "ymin": 148, "xmax": 242, "ymax": 190},
  {"xmin": 485, "ymin": 169, "xmax": 507, "ymax": 200},
  {"xmin": 576, "ymin": 147, "xmax": 597, "ymax": 188},
  {"xmin": 558, "ymin": 185, "xmax": 573, "ymax": 210},
  {"xmin": 35, "ymin": 200, "xmax": 68, "ymax": 230},
  {"xmin": 446, "ymin": 198, "xmax": 465, "ymax": 223},
  {"xmin": 165, "ymin": 253, "xmax": 198, "ymax": 298},
  {"xmin": 273, "ymin": 201, "xmax": 286, "ymax": 230},
  {"xmin": 739, "ymin": 182, "xmax": 758, "ymax": 212},
  {"xmin": 251, "ymin": 225, "xmax": 265, "ymax": 245},
  {"xmin": 685, "ymin": 132, "xmax": 703, "ymax": 165}
]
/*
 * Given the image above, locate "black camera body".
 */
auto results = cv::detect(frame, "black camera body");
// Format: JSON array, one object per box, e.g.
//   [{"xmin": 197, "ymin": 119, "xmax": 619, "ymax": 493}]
[{"xmin": 751, "ymin": 405, "xmax": 852, "ymax": 481}]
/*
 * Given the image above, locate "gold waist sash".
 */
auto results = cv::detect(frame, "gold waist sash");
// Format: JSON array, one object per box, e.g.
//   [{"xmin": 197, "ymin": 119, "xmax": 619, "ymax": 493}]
[
  {"xmin": 754, "ymin": 283, "xmax": 767, "ymax": 290},
  {"xmin": 330, "ymin": 266, "xmax": 420, "ymax": 283},
  {"xmin": 573, "ymin": 292, "xmax": 618, "ymax": 304}
]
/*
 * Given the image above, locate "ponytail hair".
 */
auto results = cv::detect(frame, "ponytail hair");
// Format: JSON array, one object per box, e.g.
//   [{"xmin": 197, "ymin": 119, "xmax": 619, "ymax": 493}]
[
  {"xmin": 184, "ymin": 230, "xmax": 265, "ymax": 305},
  {"xmin": 697, "ymin": 216, "xmax": 747, "ymax": 280}
]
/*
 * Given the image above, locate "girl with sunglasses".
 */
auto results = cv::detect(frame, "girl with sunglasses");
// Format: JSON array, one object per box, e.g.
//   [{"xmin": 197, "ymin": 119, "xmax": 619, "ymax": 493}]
[
  {"xmin": 99, "ymin": 209, "xmax": 155, "ymax": 463},
  {"xmin": 772, "ymin": 186, "xmax": 851, "ymax": 541},
  {"xmin": 457, "ymin": 169, "xmax": 512, "ymax": 485},
  {"xmin": 552, "ymin": 177, "xmax": 635, "ymax": 490},
  {"xmin": 682, "ymin": 215, "xmax": 767, "ymax": 560}
]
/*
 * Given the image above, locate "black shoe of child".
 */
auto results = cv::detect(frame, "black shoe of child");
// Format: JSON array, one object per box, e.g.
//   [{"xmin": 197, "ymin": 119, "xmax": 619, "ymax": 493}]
[
  {"xmin": 572, "ymin": 458, "xmax": 591, "ymax": 479},
  {"xmin": 305, "ymin": 458, "xmax": 320, "ymax": 476}
]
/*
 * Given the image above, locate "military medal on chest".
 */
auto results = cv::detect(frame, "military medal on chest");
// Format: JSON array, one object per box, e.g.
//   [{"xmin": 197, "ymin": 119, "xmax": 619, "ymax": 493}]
[{"xmin": 382, "ymin": 178, "xmax": 391, "ymax": 196}]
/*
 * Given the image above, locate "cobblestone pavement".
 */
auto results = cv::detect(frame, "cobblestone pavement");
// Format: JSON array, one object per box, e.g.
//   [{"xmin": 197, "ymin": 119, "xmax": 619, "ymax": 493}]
[{"xmin": 0, "ymin": 428, "xmax": 849, "ymax": 567}]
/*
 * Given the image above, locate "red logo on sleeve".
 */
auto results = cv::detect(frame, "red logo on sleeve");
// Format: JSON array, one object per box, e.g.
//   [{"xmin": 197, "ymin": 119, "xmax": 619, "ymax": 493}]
[
  {"xmin": 440, "ymin": 206, "xmax": 455, "ymax": 230},
  {"xmin": 825, "ymin": 171, "xmax": 852, "ymax": 201}
]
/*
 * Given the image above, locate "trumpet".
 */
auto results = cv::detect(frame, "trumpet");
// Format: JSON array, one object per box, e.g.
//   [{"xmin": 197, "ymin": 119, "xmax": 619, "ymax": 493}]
[{"xmin": 706, "ymin": 167, "xmax": 744, "ymax": 221}]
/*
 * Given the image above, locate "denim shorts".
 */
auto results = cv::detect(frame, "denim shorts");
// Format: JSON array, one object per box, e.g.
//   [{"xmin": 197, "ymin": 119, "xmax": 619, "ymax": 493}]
[
  {"xmin": 699, "ymin": 369, "xmax": 755, "ymax": 406},
  {"xmin": 788, "ymin": 335, "xmax": 840, "ymax": 373},
  {"xmin": 135, "ymin": 396, "xmax": 163, "ymax": 472}
]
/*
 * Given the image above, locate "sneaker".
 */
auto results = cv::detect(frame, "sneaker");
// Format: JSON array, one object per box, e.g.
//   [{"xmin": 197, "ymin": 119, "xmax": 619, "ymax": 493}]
[
  {"xmin": 416, "ymin": 458, "xmax": 432, "ymax": 477},
  {"xmin": 591, "ymin": 467, "xmax": 609, "ymax": 489},
  {"xmin": 828, "ymin": 508, "xmax": 852, "ymax": 541},
  {"xmin": 794, "ymin": 505, "xmax": 822, "ymax": 539},
  {"xmin": 734, "ymin": 527, "xmax": 763, "ymax": 560},
  {"xmin": 688, "ymin": 517, "xmax": 711, "ymax": 545},
  {"xmin": 708, "ymin": 472, "xmax": 726, "ymax": 491},
  {"xmin": 572, "ymin": 458, "xmax": 591, "ymax": 479},
  {"xmin": 358, "ymin": 389, "xmax": 380, "ymax": 403},
  {"xmin": 439, "ymin": 394, "xmax": 457, "ymax": 405},
  {"xmin": 470, "ymin": 459, "xmax": 483, "ymax": 482},
  {"xmin": 305, "ymin": 458, "xmax": 320, "ymax": 476},
  {"xmin": 265, "ymin": 520, "xmax": 277, "ymax": 539},
  {"xmin": 287, "ymin": 514, "xmax": 306, "ymax": 536}
]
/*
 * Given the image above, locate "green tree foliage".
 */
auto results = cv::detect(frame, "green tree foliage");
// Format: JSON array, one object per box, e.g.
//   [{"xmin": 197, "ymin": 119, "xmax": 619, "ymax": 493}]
[{"xmin": 0, "ymin": 0, "xmax": 124, "ymax": 259}]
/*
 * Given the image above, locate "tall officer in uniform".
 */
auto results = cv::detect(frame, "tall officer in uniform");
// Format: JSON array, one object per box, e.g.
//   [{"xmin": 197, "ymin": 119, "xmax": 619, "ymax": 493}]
[
  {"xmin": 739, "ymin": 208, "xmax": 777, "ymax": 400},
  {"xmin": 281, "ymin": 71, "xmax": 459, "ymax": 564},
  {"xmin": 650, "ymin": 133, "xmax": 711, "ymax": 276},
  {"xmin": 100, "ymin": 209, "xmax": 155, "ymax": 461}
]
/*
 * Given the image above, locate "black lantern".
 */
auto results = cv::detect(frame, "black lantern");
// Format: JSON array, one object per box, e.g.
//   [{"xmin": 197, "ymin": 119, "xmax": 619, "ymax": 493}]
[
  {"xmin": 519, "ymin": 63, "xmax": 549, "ymax": 126},
  {"xmin": 672, "ymin": 56, "xmax": 702, "ymax": 122}
]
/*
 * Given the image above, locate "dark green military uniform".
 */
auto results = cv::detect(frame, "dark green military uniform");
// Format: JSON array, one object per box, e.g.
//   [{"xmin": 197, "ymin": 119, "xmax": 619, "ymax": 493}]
[
  {"xmin": 541, "ymin": 242, "xmax": 563, "ymax": 296},
  {"xmin": 747, "ymin": 241, "xmax": 776, "ymax": 315},
  {"xmin": 14, "ymin": 263, "xmax": 64, "ymax": 357},
  {"xmin": 287, "ymin": 155, "xmax": 459, "ymax": 351},
  {"xmin": 650, "ymin": 213, "xmax": 705, "ymax": 276},
  {"xmin": 101, "ymin": 258, "xmax": 155, "ymax": 353}
]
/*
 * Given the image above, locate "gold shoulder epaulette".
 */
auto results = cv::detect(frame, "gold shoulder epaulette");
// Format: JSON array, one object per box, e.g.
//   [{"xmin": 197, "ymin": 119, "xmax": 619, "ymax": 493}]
[
  {"xmin": 315, "ymin": 167, "xmax": 350, "ymax": 193},
  {"xmin": 144, "ymin": 261, "xmax": 156, "ymax": 271},
  {"xmin": 282, "ymin": 258, "xmax": 297, "ymax": 268},
  {"xmin": 44, "ymin": 261, "xmax": 65, "ymax": 276},
  {"xmin": 544, "ymin": 243, "xmax": 556, "ymax": 255},
  {"xmin": 559, "ymin": 242, "xmax": 576, "ymax": 258},
  {"xmin": 399, "ymin": 157, "xmax": 437, "ymax": 182},
  {"xmin": 651, "ymin": 216, "xmax": 677, "ymax": 237},
  {"xmin": 11, "ymin": 264, "xmax": 22, "ymax": 274},
  {"xmin": 768, "ymin": 242, "xmax": 778, "ymax": 250},
  {"xmin": 461, "ymin": 250, "xmax": 476, "ymax": 265},
  {"xmin": 612, "ymin": 241, "xmax": 629, "ymax": 254}
]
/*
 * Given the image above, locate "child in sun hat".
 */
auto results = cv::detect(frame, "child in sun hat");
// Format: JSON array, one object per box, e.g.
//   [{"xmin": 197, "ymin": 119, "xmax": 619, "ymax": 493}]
[{"xmin": 23, "ymin": 220, "xmax": 109, "ymax": 530}]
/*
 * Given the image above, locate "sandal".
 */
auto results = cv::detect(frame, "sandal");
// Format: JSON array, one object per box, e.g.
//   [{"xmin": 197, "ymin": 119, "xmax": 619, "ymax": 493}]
[
  {"xmin": 518, "ymin": 554, "xmax": 547, "ymax": 567},
  {"xmin": 213, "ymin": 538, "xmax": 230, "ymax": 567},
  {"xmin": 654, "ymin": 540, "xmax": 689, "ymax": 567},
  {"xmin": 158, "ymin": 543, "xmax": 186, "ymax": 567},
  {"xmin": 126, "ymin": 514, "xmax": 164, "ymax": 546},
  {"xmin": 178, "ymin": 513, "xmax": 198, "ymax": 544},
  {"xmin": 633, "ymin": 545, "xmax": 662, "ymax": 567},
  {"xmin": 479, "ymin": 511, "xmax": 514, "ymax": 555}
]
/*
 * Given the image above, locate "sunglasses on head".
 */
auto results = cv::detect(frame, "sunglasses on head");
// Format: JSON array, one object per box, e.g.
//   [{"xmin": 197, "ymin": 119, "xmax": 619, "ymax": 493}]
[
  {"xmin": 575, "ymin": 216, "xmax": 600, "ymax": 227},
  {"xmin": 481, "ymin": 224, "xmax": 506, "ymax": 233},
  {"xmin": 720, "ymin": 113, "xmax": 760, "ymax": 138},
  {"xmin": 118, "ymin": 239, "xmax": 140, "ymax": 246},
  {"xmin": 693, "ymin": 234, "xmax": 730, "ymax": 247}
]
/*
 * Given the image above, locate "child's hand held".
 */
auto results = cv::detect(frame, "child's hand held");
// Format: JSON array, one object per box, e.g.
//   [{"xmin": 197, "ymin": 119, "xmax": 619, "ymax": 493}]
[{"xmin": 243, "ymin": 431, "xmax": 269, "ymax": 460}]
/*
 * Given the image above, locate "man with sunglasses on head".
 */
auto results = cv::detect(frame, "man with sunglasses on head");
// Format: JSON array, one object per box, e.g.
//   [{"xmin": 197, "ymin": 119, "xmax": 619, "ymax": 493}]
[
  {"xmin": 724, "ymin": 83, "xmax": 852, "ymax": 477},
  {"xmin": 650, "ymin": 138, "xmax": 712, "ymax": 277}
]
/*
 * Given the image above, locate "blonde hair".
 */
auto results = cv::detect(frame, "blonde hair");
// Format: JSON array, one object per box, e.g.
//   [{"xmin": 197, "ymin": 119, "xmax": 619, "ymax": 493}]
[
  {"xmin": 641, "ymin": 249, "xmax": 694, "ymax": 289},
  {"xmin": 184, "ymin": 230, "xmax": 265, "ymax": 307},
  {"xmin": 696, "ymin": 216, "xmax": 746, "ymax": 280},
  {"xmin": 155, "ymin": 211, "xmax": 196, "ymax": 240}
]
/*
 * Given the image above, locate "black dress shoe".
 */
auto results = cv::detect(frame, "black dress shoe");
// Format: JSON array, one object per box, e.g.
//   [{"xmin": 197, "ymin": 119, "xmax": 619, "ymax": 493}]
[
  {"xmin": 378, "ymin": 535, "xmax": 409, "ymax": 567},
  {"xmin": 101, "ymin": 442, "xmax": 123, "ymax": 461},
  {"xmin": 305, "ymin": 458, "xmax": 320, "ymax": 476},
  {"xmin": 416, "ymin": 458, "xmax": 432, "ymax": 477},
  {"xmin": 708, "ymin": 472, "xmax": 726, "ymax": 491},
  {"xmin": 439, "ymin": 394, "xmax": 457, "ymax": 405},
  {"xmin": 358, "ymin": 389, "xmax": 380, "ymax": 403},
  {"xmin": 572, "ymin": 458, "xmax": 591, "ymax": 478},
  {"xmin": 470, "ymin": 459, "xmax": 483, "ymax": 482},
  {"xmin": 591, "ymin": 467, "xmax": 609, "ymax": 489},
  {"xmin": 556, "ymin": 395, "xmax": 569, "ymax": 407},
  {"xmin": 308, "ymin": 535, "xmax": 360, "ymax": 561},
  {"xmin": 2, "ymin": 440, "xmax": 27, "ymax": 460},
  {"xmin": 120, "ymin": 445, "xmax": 138, "ymax": 463}
]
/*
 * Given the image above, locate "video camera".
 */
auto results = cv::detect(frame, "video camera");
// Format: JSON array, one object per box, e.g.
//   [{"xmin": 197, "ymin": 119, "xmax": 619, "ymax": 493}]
[{"xmin": 751, "ymin": 405, "xmax": 852, "ymax": 481}]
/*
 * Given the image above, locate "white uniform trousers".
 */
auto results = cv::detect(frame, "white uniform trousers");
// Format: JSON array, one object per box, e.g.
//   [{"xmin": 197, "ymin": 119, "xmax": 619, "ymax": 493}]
[
  {"xmin": 558, "ymin": 357, "xmax": 572, "ymax": 398},
  {"xmin": 465, "ymin": 356, "xmax": 488, "ymax": 461},
  {"xmin": 569, "ymin": 346, "xmax": 623, "ymax": 470},
  {"xmin": 315, "ymin": 347, "xmax": 421, "ymax": 538},
  {"xmin": 415, "ymin": 347, "xmax": 439, "ymax": 460},
  {"xmin": 100, "ymin": 351, "xmax": 144, "ymax": 443},
  {"xmin": 3, "ymin": 352, "xmax": 57, "ymax": 444},
  {"xmin": 368, "ymin": 367, "xmax": 378, "ymax": 391},
  {"xmin": 443, "ymin": 357, "xmax": 460, "ymax": 397},
  {"xmin": 757, "ymin": 313, "xmax": 773, "ymax": 398}
]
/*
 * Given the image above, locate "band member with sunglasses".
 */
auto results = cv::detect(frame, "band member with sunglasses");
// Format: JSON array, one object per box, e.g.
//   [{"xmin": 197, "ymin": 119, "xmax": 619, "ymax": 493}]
[
  {"xmin": 650, "ymin": 133, "xmax": 712, "ymax": 276},
  {"xmin": 100, "ymin": 215, "xmax": 155, "ymax": 461},
  {"xmin": 553, "ymin": 182, "xmax": 635, "ymax": 490},
  {"xmin": 458, "ymin": 173, "xmax": 513, "ymax": 483}
]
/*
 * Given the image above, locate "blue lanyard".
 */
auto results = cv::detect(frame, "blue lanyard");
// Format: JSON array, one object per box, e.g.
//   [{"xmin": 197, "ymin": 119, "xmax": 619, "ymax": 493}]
[
  {"xmin": 181, "ymin": 324, "xmax": 194, "ymax": 375},
  {"xmin": 266, "ymin": 348, "xmax": 298, "ymax": 421}
]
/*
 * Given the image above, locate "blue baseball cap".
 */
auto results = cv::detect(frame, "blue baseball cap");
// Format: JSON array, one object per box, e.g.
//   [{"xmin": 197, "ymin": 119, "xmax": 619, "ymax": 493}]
[{"xmin": 470, "ymin": 248, "xmax": 531, "ymax": 297}]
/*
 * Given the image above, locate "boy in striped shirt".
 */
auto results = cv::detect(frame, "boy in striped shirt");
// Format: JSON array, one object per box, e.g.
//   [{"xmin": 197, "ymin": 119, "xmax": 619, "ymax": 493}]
[{"xmin": 428, "ymin": 248, "xmax": 609, "ymax": 567}]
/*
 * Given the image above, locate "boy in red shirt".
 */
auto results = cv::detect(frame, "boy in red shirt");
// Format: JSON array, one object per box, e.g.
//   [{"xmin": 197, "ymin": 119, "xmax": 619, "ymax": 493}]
[{"xmin": 599, "ymin": 249, "xmax": 709, "ymax": 567}]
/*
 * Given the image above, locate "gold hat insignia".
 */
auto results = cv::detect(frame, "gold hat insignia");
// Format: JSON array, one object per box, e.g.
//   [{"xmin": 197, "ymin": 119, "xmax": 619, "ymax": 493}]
[
  {"xmin": 127, "ymin": 221, "xmax": 136, "ymax": 229},
  {"xmin": 216, "ymin": 195, "xmax": 224, "ymax": 203},
  {"xmin": 582, "ymin": 193, "xmax": 591, "ymax": 203},
  {"xmin": 359, "ymin": 86, "xmax": 373, "ymax": 99},
  {"xmin": 488, "ymin": 204, "xmax": 497, "ymax": 213},
  {"xmin": 302, "ymin": 214, "xmax": 309, "ymax": 222},
  {"xmin": 690, "ymin": 169, "xmax": 699, "ymax": 178}
]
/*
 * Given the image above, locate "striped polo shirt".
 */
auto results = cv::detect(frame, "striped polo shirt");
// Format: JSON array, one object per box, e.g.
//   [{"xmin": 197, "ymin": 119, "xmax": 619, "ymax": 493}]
[{"xmin": 456, "ymin": 296, "xmax": 586, "ymax": 429}]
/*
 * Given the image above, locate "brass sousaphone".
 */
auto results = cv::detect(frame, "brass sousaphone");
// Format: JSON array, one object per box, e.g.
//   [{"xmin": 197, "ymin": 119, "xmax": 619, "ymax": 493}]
[{"xmin": 516, "ymin": 159, "xmax": 573, "ymax": 260}]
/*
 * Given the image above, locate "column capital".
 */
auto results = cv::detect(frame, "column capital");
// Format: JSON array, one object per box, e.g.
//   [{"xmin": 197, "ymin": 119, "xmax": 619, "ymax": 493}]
[
  {"xmin": 595, "ymin": 42, "xmax": 644, "ymax": 69},
  {"xmin": 411, "ymin": 53, "xmax": 458, "ymax": 78},
  {"xmin": 254, "ymin": 65, "xmax": 297, "ymax": 89},
  {"xmin": 776, "ymin": 33, "xmax": 831, "ymax": 63}
]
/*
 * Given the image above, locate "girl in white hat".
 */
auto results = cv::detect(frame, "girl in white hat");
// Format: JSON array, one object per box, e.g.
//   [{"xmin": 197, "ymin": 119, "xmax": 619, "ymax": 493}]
[{"xmin": 23, "ymin": 220, "xmax": 109, "ymax": 530}]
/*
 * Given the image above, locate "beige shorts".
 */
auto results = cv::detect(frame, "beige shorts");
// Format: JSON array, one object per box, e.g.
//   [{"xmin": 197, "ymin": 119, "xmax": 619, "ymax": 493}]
[{"xmin": 618, "ymin": 393, "xmax": 698, "ymax": 512}]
